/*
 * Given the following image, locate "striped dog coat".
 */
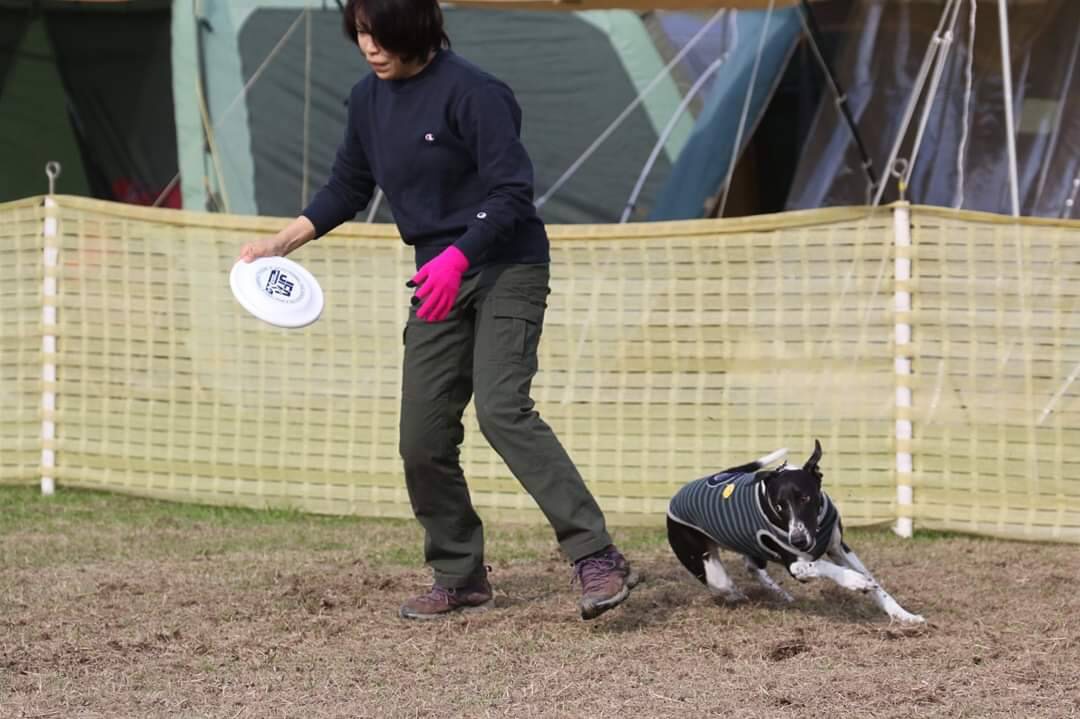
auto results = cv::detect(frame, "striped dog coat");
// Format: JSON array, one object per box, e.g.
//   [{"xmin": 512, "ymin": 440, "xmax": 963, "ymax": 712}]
[{"xmin": 667, "ymin": 468, "xmax": 839, "ymax": 566}]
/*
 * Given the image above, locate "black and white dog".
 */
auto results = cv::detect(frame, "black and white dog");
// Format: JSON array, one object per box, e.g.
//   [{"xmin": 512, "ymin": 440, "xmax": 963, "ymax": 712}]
[{"xmin": 666, "ymin": 440, "xmax": 924, "ymax": 623}]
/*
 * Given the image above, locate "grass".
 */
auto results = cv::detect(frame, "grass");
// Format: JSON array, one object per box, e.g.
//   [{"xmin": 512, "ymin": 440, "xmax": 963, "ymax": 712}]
[
  {"xmin": 0, "ymin": 483, "xmax": 970, "ymax": 563},
  {"xmin": 0, "ymin": 484, "xmax": 350, "ymax": 527},
  {"xmin": 3, "ymin": 484, "xmax": 1079, "ymax": 718},
  {"xmin": 0, "ymin": 485, "xmax": 670, "ymax": 568},
  {"xmin": 0, "ymin": 484, "xmax": 413, "ymax": 567}
]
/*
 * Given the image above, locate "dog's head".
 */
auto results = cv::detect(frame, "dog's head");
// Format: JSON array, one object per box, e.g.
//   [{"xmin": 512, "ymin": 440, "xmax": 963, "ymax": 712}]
[{"xmin": 760, "ymin": 440, "xmax": 824, "ymax": 552}]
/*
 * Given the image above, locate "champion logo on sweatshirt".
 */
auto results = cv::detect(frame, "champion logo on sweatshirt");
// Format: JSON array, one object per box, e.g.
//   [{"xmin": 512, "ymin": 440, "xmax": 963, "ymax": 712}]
[{"xmin": 424, "ymin": 133, "xmax": 434, "ymax": 142}]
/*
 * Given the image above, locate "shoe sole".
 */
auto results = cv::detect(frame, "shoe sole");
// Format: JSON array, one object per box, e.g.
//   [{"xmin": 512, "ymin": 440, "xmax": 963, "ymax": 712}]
[
  {"xmin": 399, "ymin": 598, "xmax": 495, "ymax": 621},
  {"xmin": 580, "ymin": 569, "xmax": 642, "ymax": 620}
]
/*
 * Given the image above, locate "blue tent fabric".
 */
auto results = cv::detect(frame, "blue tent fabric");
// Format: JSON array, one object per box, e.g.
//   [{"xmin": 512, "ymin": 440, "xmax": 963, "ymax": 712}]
[{"xmin": 650, "ymin": 8, "xmax": 800, "ymax": 220}]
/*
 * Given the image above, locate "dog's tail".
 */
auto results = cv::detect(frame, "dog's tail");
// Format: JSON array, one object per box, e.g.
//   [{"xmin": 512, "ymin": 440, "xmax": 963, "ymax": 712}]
[
  {"xmin": 720, "ymin": 447, "xmax": 788, "ymax": 475},
  {"xmin": 755, "ymin": 447, "xmax": 788, "ymax": 468}
]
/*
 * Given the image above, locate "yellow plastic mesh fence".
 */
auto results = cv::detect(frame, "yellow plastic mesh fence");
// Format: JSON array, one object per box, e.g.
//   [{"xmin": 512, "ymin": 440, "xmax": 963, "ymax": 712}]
[
  {"xmin": 0, "ymin": 198, "xmax": 44, "ymax": 485},
  {"xmin": 909, "ymin": 208, "xmax": 1080, "ymax": 542},
  {"xmin": 2, "ymin": 195, "xmax": 1078, "ymax": 541}
]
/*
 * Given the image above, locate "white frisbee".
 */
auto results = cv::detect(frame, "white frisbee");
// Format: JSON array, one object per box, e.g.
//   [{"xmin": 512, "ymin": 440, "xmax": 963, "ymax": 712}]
[{"xmin": 229, "ymin": 256, "xmax": 324, "ymax": 328}]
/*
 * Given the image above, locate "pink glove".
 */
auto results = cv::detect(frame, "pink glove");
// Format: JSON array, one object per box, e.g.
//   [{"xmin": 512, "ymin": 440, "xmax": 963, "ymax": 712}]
[{"xmin": 409, "ymin": 246, "xmax": 469, "ymax": 322}]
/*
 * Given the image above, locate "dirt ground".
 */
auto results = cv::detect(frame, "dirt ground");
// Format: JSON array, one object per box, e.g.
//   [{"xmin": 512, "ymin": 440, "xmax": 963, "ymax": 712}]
[{"xmin": 2, "ymin": 489, "xmax": 1079, "ymax": 718}]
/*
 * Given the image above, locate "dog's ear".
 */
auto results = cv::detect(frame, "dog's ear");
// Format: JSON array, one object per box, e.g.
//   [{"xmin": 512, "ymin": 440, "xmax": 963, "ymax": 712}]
[{"xmin": 804, "ymin": 439, "xmax": 823, "ymax": 480}]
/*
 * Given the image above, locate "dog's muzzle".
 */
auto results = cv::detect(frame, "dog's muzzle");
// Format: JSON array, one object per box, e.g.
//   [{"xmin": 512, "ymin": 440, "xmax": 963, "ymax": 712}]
[{"xmin": 788, "ymin": 522, "xmax": 813, "ymax": 551}]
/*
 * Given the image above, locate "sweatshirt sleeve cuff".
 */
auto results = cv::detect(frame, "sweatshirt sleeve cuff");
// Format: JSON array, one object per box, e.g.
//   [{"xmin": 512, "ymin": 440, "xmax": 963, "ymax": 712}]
[
  {"xmin": 301, "ymin": 192, "xmax": 353, "ymax": 239},
  {"xmin": 453, "ymin": 219, "xmax": 500, "ymax": 265}
]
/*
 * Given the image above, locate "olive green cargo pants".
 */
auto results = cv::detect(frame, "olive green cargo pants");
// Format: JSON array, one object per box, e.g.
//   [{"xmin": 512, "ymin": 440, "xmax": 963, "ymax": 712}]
[{"xmin": 399, "ymin": 263, "xmax": 612, "ymax": 588}]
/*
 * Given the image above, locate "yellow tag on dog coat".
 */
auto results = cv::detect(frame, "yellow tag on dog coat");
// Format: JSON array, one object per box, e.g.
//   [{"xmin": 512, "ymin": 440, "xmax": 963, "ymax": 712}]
[{"xmin": 723, "ymin": 484, "xmax": 735, "ymax": 499}]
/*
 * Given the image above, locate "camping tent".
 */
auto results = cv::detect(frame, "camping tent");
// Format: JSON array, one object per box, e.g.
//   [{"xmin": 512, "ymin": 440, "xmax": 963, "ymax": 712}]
[
  {"xmin": 185, "ymin": 2, "xmax": 694, "ymax": 223},
  {"xmin": 1, "ymin": 0, "xmax": 729, "ymax": 223},
  {"xmin": 0, "ymin": 0, "xmax": 801, "ymax": 223},
  {"xmin": 3, "ymin": 1, "xmax": 1075, "ymax": 220}
]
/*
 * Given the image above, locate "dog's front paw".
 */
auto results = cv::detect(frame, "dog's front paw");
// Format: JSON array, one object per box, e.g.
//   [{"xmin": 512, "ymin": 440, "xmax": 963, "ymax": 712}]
[
  {"xmin": 890, "ymin": 609, "xmax": 926, "ymax": 624},
  {"xmin": 789, "ymin": 561, "xmax": 816, "ymax": 582}
]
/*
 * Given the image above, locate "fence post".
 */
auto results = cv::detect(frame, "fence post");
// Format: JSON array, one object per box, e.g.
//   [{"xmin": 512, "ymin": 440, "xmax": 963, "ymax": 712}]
[
  {"xmin": 893, "ymin": 202, "xmax": 914, "ymax": 537},
  {"xmin": 41, "ymin": 163, "xmax": 61, "ymax": 496}
]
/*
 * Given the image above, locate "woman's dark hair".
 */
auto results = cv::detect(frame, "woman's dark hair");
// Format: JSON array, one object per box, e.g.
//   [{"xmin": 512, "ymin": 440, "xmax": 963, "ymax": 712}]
[{"xmin": 342, "ymin": 0, "xmax": 450, "ymax": 64}]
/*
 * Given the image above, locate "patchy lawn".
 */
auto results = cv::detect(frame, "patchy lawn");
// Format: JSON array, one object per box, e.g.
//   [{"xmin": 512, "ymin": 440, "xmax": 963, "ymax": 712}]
[{"xmin": 2, "ymin": 487, "xmax": 1078, "ymax": 718}]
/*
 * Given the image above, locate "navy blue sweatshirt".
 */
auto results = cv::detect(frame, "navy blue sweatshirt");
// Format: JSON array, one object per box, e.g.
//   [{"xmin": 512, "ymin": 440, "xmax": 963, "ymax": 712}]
[{"xmin": 301, "ymin": 49, "xmax": 549, "ymax": 269}]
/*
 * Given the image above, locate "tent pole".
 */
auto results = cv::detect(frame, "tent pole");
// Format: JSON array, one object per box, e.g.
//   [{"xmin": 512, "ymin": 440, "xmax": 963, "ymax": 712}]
[
  {"xmin": 796, "ymin": 0, "xmax": 877, "ymax": 200},
  {"xmin": 998, "ymin": 0, "xmax": 1020, "ymax": 217},
  {"xmin": 535, "ymin": 9, "xmax": 726, "ymax": 211},
  {"xmin": 621, "ymin": 52, "xmax": 733, "ymax": 223},
  {"xmin": 954, "ymin": 0, "xmax": 976, "ymax": 209},
  {"xmin": 194, "ymin": 6, "xmax": 225, "ymax": 211},
  {"xmin": 366, "ymin": 188, "xmax": 384, "ymax": 222},
  {"xmin": 301, "ymin": 3, "xmax": 312, "ymax": 212},
  {"xmin": 902, "ymin": 0, "xmax": 963, "ymax": 191},
  {"xmin": 873, "ymin": 0, "xmax": 957, "ymax": 207}
]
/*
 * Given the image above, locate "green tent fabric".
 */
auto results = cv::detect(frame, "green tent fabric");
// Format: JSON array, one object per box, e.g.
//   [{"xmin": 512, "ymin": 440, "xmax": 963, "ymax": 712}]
[
  {"xmin": 0, "ymin": 0, "xmax": 790, "ymax": 222},
  {"xmin": 0, "ymin": 15, "xmax": 90, "ymax": 201},
  {"xmin": 175, "ymin": 2, "xmax": 694, "ymax": 223}
]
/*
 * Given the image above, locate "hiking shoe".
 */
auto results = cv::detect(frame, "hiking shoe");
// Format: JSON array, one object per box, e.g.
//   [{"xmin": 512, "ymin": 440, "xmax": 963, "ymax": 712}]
[
  {"xmin": 399, "ymin": 572, "xmax": 494, "ymax": 621},
  {"xmin": 573, "ymin": 546, "xmax": 641, "ymax": 620}
]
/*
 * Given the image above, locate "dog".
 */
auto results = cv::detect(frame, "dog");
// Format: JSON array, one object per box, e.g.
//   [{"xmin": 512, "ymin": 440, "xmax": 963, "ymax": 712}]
[{"xmin": 666, "ymin": 440, "xmax": 924, "ymax": 623}]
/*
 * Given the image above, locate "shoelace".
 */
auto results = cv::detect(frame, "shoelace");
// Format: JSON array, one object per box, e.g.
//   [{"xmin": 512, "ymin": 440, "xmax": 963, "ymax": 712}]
[
  {"xmin": 428, "ymin": 566, "xmax": 492, "ymax": 600},
  {"xmin": 427, "ymin": 584, "xmax": 457, "ymax": 603},
  {"xmin": 571, "ymin": 553, "xmax": 617, "ymax": 590}
]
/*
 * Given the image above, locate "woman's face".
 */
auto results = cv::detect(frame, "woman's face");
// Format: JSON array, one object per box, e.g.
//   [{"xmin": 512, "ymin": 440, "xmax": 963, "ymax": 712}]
[{"xmin": 357, "ymin": 31, "xmax": 427, "ymax": 81}]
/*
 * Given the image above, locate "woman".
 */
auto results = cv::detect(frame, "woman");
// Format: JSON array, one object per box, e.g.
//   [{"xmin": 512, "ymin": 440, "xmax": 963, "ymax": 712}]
[{"xmin": 238, "ymin": 0, "xmax": 638, "ymax": 621}]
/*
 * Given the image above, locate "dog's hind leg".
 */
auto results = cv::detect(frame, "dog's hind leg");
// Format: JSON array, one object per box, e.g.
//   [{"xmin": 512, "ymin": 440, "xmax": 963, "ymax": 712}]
[
  {"xmin": 667, "ymin": 517, "xmax": 746, "ymax": 602},
  {"xmin": 826, "ymin": 541, "xmax": 925, "ymax": 624},
  {"xmin": 743, "ymin": 556, "xmax": 793, "ymax": 602},
  {"xmin": 667, "ymin": 515, "xmax": 710, "ymax": 585},
  {"xmin": 703, "ymin": 550, "xmax": 746, "ymax": 603}
]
